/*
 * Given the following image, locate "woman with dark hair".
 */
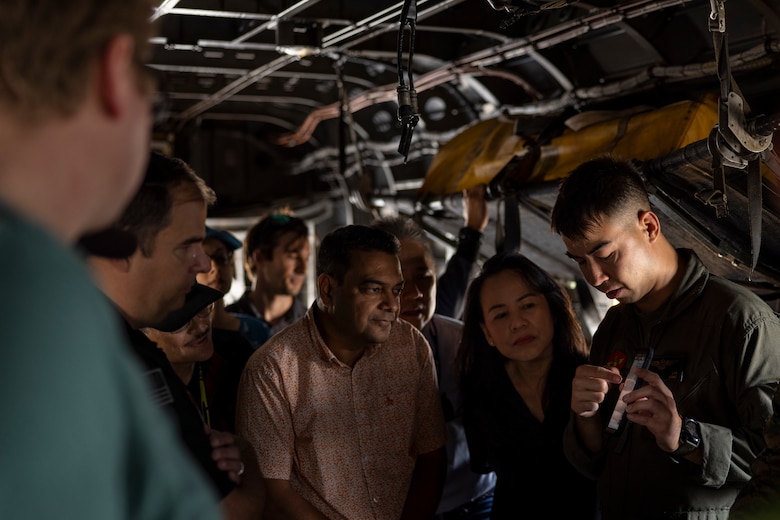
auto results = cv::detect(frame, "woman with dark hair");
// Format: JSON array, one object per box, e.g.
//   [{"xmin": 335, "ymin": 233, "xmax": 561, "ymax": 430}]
[{"xmin": 459, "ymin": 252, "xmax": 599, "ymax": 519}]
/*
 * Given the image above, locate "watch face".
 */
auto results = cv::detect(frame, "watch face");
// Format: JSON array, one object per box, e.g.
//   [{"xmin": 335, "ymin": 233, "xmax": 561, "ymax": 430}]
[
  {"xmin": 671, "ymin": 418, "xmax": 701, "ymax": 460},
  {"xmin": 683, "ymin": 418, "xmax": 701, "ymax": 446}
]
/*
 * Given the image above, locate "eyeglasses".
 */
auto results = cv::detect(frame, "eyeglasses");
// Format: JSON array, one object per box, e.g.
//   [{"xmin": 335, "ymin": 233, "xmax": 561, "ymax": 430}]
[
  {"xmin": 208, "ymin": 252, "xmax": 233, "ymax": 266},
  {"xmin": 171, "ymin": 303, "xmax": 215, "ymax": 334},
  {"xmin": 268, "ymin": 214, "xmax": 291, "ymax": 225}
]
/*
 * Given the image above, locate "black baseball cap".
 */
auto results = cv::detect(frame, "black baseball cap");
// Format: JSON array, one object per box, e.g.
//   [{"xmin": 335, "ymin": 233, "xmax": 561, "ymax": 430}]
[
  {"xmin": 77, "ymin": 227, "xmax": 138, "ymax": 258},
  {"xmin": 205, "ymin": 226, "xmax": 242, "ymax": 251},
  {"xmin": 151, "ymin": 283, "xmax": 223, "ymax": 332}
]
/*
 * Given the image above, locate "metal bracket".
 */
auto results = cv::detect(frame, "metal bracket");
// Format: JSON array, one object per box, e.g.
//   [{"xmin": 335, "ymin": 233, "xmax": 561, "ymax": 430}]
[
  {"xmin": 727, "ymin": 92, "xmax": 773, "ymax": 153},
  {"xmin": 695, "ymin": 188, "xmax": 728, "ymax": 218},
  {"xmin": 709, "ymin": 0, "xmax": 725, "ymax": 33},
  {"xmin": 709, "ymin": 125, "xmax": 748, "ymax": 170}
]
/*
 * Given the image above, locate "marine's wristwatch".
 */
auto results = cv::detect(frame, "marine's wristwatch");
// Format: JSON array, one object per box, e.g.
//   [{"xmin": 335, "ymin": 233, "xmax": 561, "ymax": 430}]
[{"xmin": 671, "ymin": 417, "xmax": 701, "ymax": 460}]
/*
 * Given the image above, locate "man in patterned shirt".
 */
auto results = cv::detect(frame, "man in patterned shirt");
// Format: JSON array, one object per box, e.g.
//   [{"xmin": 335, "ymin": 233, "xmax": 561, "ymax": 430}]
[{"xmin": 237, "ymin": 224, "xmax": 447, "ymax": 519}]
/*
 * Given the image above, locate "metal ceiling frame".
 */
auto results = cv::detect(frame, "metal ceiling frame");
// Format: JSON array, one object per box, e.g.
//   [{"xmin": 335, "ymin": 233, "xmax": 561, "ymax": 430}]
[
  {"xmin": 164, "ymin": 0, "xmax": 469, "ymax": 123},
  {"xmin": 273, "ymin": 0, "xmax": 702, "ymax": 146},
  {"xmin": 151, "ymin": 0, "xmax": 780, "ymax": 145},
  {"xmin": 152, "ymin": 0, "xmax": 711, "ymax": 137}
]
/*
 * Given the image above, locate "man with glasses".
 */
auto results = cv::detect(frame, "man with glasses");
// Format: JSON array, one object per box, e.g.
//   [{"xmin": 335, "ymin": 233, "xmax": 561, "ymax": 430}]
[
  {"xmin": 144, "ymin": 283, "xmax": 251, "ymax": 435},
  {"xmin": 89, "ymin": 151, "xmax": 264, "ymax": 519},
  {"xmin": 200, "ymin": 226, "xmax": 270, "ymax": 349},
  {"xmin": 227, "ymin": 213, "xmax": 311, "ymax": 338},
  {"xmin": 0, "ymin": 1, "xmax": 221, "ymax": 518},
  {"xmin": 371, "ymin": 215, "xmax": 496, "ymax": 519}
]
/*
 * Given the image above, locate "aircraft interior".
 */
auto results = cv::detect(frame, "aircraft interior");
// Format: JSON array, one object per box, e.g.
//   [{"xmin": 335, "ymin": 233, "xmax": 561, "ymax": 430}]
[{"xmin": 148, "ymin": 0, "xmax": 780, "ymax": 329}]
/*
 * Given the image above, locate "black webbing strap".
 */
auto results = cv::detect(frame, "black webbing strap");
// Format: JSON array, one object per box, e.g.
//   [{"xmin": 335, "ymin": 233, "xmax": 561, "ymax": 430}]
[
  {"xmin": 710, "ymin": 3, "xmax": 764, "ymax": 271},
  {"xmin": 495, "ymin": 194, "xmax": 521, "ymax": 253},
  {"xmin": 706, "ymin": 129, "xmax": 729, "ymax": 218},
  {"xmin": 747, "ymin": 158, "xmax": 763, "ymax": 273},
  {"xmin": 710, "ymin": 27, "xmax": 732, "ymax": 219}
]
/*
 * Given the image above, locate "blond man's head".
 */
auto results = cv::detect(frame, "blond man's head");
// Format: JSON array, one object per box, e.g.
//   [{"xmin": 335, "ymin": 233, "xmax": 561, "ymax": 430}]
[{"xmin": 0, "ymin": 0, "xmax": 156, "ymax": 121}]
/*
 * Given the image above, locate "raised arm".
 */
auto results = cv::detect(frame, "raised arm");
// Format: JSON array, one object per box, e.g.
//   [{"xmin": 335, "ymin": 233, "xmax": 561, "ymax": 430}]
[{"xmin": 436, "ymin": 184, "xmax": 488, "ymax": 319}]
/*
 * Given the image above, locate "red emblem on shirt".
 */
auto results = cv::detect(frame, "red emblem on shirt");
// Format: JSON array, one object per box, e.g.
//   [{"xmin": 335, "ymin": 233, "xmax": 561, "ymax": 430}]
[{"xmin": 606, "ymin": 350, "xmax": 627, "ymax": 370}]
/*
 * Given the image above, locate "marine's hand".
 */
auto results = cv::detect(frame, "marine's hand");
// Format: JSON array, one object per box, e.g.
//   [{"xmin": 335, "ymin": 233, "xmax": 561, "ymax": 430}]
[
  {"xmin": 571, "ymin": 364, "xmax": 622, "ymax": 417},
  {"xmin": 623, "ymin": 367, "xmax": 682, "ymax": 452}
]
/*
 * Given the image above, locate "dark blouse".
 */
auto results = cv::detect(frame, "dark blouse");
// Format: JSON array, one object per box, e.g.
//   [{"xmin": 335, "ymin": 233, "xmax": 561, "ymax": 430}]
[{"xmin": 462, "ymin": 358, "xmax": 599, "ymax": 519}]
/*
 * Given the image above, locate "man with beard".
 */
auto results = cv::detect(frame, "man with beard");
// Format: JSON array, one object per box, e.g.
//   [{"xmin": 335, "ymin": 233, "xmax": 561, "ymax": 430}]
[{"xmin": 144, "ymin": 283, "xmax": 251, "ymax": 434}]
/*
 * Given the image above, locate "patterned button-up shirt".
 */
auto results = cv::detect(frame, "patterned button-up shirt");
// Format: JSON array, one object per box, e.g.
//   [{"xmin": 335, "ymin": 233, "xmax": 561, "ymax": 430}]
[{"xmin": 237, "ymin": 305, "xmax": 446, "ymax": 520}]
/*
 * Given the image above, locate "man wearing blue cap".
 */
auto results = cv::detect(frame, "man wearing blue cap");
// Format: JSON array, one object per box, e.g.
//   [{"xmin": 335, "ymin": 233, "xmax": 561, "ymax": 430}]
[{"xmin": 199, "ymin": 227, "xmax": 270, "ymax": 349}]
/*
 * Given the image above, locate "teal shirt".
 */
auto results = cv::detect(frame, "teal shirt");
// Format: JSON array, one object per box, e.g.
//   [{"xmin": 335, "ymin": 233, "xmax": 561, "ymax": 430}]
[{"xmin": 0, "ymin": 202, "xmax": 221, "ymax": 519}]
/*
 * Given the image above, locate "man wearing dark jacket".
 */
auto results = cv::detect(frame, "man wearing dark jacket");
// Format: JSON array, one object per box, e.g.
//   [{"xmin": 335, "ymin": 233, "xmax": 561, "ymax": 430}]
[{"xmin": 551, "ymin": 156, "xmax": 780, "ymax": 519}]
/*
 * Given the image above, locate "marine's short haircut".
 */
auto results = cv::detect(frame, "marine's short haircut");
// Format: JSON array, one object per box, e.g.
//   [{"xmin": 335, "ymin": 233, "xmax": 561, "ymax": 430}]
[
  {"xmin": 550, "ymin": 156, "xmax": 651, "ymax": 241},
  {"xmin": 0, "ymin": 0, "xmax": 157, "ymax": 121},
  {"xmin": 370, "ymin": 215, "xmax": 434, "ymax": 263},
  {"xmin": 117, "ymin": 151, "xmax": 216, "ymax": 256},
  {"xmin": 317, "ymin": 225, "xmax": 401, "ymax": 284}
]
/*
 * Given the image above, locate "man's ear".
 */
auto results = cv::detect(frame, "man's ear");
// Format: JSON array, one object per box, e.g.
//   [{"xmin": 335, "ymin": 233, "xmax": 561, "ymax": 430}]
[
  {"xmin": 97, "ymin": 34, "xmax": 136, "ymax": 118},
  {"xmin": 318, "ymin": 273, "xmax": 335, "ymax": 309},
  {"xmin": 112, "ymin": 254, "xmax": 134, "ymax": 273},
  {"xmin": 250, "ymin": 248, "xmax": 265, "ymax": 270},
  {"xmin": 638, "ymin": 210, "xmax": 661, "ymax": 242},
  {"xmin": 87, "ymin": 254, "xmax": 132, "ymax": 275}
]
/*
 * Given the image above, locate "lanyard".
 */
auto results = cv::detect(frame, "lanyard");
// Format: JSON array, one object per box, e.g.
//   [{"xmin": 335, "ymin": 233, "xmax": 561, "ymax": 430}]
[{"xmin": 197, "ymin": 363, "xmax": 211, "ymax": 428}]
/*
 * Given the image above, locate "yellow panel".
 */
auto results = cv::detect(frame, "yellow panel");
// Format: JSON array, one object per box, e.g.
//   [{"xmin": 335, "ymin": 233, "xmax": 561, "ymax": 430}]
[
  {"xmin": 526, "ymin": 95, "xmax": 718, "ymax": 184},
  {"xmin": 420, "ymin": 95, "xmax": 719, "ymax": 196},
  {"xmin": 419, "ymin": 117, "xmax": 527, "ymax": 195}
]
